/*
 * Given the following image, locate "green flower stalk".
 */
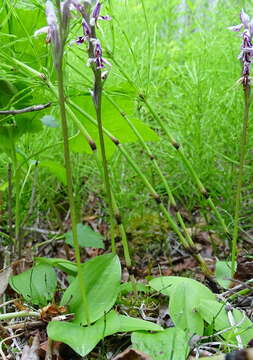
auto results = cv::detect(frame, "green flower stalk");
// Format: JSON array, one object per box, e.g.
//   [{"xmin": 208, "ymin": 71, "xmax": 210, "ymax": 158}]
[
  {"xmin": 229, "ymin": 9, "xmax": 253, "ymax": 274},
  {"xmin": 72, "ymin": 1, "xmax": 131, "ymax": 266}
]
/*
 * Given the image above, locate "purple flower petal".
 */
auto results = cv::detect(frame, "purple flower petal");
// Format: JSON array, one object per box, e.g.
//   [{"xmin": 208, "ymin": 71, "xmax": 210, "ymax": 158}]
[
  {"xmin": 92, "ymin": 1, "xmax": 101, "ymax": 19},
  {"xmin": 76, "ymin": 36, "xmax": 86, "ymax": 45},
  {"xmin": 82, "ymin": 19, "xmax": 91, "ymax": 37},
  {"xmin": 227, "ymin": 24, "xmax": 243, "ymax": 32},
  {"xmin": 240, "ymin": 9, "xmax": 250, "ymax": 28},
  {"xmin": 98, "ymin": 15, "xmax": 111, "ymax": 21}
]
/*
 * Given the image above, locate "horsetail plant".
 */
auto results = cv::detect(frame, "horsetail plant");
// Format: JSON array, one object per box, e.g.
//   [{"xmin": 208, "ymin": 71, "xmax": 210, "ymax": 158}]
[
  {"xmin": 108, "ymin": 51, "xmax": 230, "ymax": 241},
  {"xmin": 41, "ymin": 0, "xmax": 90, "ymax": 324},
  {"xmin": 228, "ymin": 9, "xmax": 253, "ymax": 275}
]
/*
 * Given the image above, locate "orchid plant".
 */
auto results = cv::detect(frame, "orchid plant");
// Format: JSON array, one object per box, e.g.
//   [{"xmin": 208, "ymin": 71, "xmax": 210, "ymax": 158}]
[{"xmin": 228, "ymin": 9, "xmax": 252, "ymax": 274}]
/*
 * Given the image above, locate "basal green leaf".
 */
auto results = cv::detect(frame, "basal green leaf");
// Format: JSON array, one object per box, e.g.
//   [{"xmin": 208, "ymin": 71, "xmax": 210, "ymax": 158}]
[
  {"xmin": 150, "ymin": 277, "xmax": 215, "ymax": 336},
  {"xmin": 149, "ymin": 276, "xmax": 215, "ymax": 299},
  {"xmin": 65, "ymin": 223, "xmax": 104, "ymax": 249},
  {"xmin": 61, "ymin": 253, "xmax": 121, "ymax": 325},
  {"xmin": 35, "ymin": 257, "xmax": 77, "ymax": 276},
  {"xmin": 47, "ymin": 310, "xmax": 162, "ymax": 357},
  {"xmin": 9, "ymin": 264, "xmax": 57, "ymax": 306},
  {"xmin": 131, "ymin": 328, "xmax": 189, "ymax": 360},
  {"xmin": 169, "ymin": 281, "xmax": 204, "ymax": 335}
]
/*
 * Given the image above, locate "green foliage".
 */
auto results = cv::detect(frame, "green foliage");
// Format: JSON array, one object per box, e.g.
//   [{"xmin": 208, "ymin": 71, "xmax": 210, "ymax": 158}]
[
  {"xmin": 150, "ymin": 276, "xmax": 215, "ymax": 335},
  {"xmin": 64, "ymin": 223, "xmax": 104, "ymax": 249},
  {"xmin": 215, "ymin": 260, "xmax": 233, "ymax": 289},
  {"xmin": 61, "ymin": 253, "xmax": 121, "ymax": 325},
  {"xmin": 35, "ymin": 257, "xmax": 77, "ymax": 276},
  {"xmin": 119, "ymin": 281, "xmax": 149, "ymax": 295},
  {"xmin": 69, "ymin": 94, "xmax": 159, "ymax": 158},
  {"xmin": 9, "ymin": 264, "xmax": 57, "ymax": 306},
  {"xmin": 39, "ymin": 160, "xmax": 67, "ymax": 185},
  {"xmin": 131, "ymin": 328, "xmax": 189, "ymax": 360},
  {"xmin": 197, "ymin": 299, "xmax": 253, "ymax": 346},
  {"xmin": 47, "ymin": 310, "xmax": 162, "ymax": 357}
]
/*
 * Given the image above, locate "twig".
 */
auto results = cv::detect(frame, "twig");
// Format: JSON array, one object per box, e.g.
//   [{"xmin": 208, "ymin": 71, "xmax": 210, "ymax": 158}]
[
  {"xmin": 0, "ymin": 102, "xmax": 51, "ymax": 115},
  {"xmin": 22, "ymin": 227, "xmax": 60, "ymax": 235},
  {"xmin": 199, "ymin": 348, "xmax": 253, "ymax": 360},
  {"xmin": 220, "ymin": 279, "xmax": 253, "ymax": 297},
  {"xmin": 4, "ymin": 320, "xmax": 45, "ymax": 331},
  {"xmin": 225, "ymin": 304, "xmax": 243, "ymax": 349},
  {"xmin": 45, "ymin": 338, "xmax": 53, "ymax": 360},
  {"xmin": 0, "ymin": 310, "xmax": 40, "ymax": 321}
]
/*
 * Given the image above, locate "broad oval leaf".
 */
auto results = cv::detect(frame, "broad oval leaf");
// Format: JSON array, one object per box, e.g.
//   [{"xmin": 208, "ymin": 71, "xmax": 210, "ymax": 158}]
[
  {"xmin": 61, "ymin": 253, "xmax": 121, "ymax": 325},
  {"xmin": 47, "ymin": 310, "xmax": 162, "ymax": 357},
  {"xmin": 131, "ymin": 328, "xmax": 190, "ymax": 360},
  {"xmin": 150, "ymin": 276, "xmax": 215, "ymax": 336},
  {"xmin": 9, "ymin": 264, "xmax": 57, "ymax": 306}
]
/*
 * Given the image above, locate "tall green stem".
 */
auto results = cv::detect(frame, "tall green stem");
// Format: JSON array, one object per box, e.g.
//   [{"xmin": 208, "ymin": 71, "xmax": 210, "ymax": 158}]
[
  {"xmin": 56, "ymin": 63, "xmax": 90, "ymax": 325},
  {"xmin": 231, "ymin": 84, "xmax": 251, "ymax": 275},
  {"xmin": 93, "ymin": 71, "xmax": 116, "ymax": 253}
]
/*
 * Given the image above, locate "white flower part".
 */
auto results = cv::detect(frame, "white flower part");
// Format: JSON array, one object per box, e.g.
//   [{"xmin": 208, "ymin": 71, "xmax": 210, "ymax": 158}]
[
  {"xmin": 87, "ymin": 58, "xmax": 93, "ymax": 66},
  {"xmin": 90, "ymin": 17, "xmax": 96, "ymax": 26},
  {"xmin": 227, "ymin": 24, "xmax": 243, "ymax": 32},
  {"xmin": 46, "ymin": 0, "xmax": 57, "ymax": 27},
  {"xmin": 34, "ymin": 26, "xmax": 49, "ymax": 37},
  {"xmin": 240, "ymin": 9, "xmax": 250, "ymax": 28}
]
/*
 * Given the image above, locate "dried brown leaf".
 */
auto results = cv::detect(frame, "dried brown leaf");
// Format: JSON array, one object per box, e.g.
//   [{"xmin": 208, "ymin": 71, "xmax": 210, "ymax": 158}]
[
  {"xmin": 0, "ymin": 267, "xmax": 12, "ymax": 297},
  {"xmin": 113, "ymin": 348, "xmax": 151, "ymax": 360},
  {"xmin": 21, "ymin": 334, "xmax": 40, "ymax": 360}
]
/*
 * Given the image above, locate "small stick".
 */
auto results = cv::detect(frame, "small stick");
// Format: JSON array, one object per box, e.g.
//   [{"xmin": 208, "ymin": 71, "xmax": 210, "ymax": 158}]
[{"xmin": 0, "ymin": 102, "xmax": 51, "ymax": 115}]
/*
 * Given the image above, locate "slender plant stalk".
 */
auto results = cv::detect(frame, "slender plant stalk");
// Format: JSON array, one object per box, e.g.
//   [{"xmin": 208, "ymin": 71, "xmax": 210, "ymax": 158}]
[
  {"xmin": 95, "ymin": 154, "xmax": 131, "ymax": 267},
  {"xmin": 11, "ymin": 138, "xmax": 22, "ymax": 257},
  {"xmin": 231, "ymin": 85, "xmax": 251, "ymax": 274},
  {"xmin": 7, "ymin": 163, "xmax": 13, "ymax": 246},
  {"xmin": 56, "ymin": 64, "xmax": 90, "ymax": 325},
  {"xmin": 92, "ymin": 69, "xmax": 116, "ymax": 254}
]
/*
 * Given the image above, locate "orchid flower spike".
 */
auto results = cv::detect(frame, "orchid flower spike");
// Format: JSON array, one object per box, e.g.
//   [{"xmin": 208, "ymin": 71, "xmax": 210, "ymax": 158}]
[{"xmin": 228, "ymin": 9, "xmax": 253, "ymax": 85}]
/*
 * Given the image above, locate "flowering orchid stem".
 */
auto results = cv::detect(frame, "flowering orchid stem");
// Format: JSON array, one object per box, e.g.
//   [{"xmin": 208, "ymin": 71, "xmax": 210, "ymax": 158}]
[
  {"xmin": 56, "ymin": 63, "xmax": 90, "ymax": 326},
  {"xmin": 53, "ymin": 0, "xmax": 90, "ymax": 326},
  {"xmin": 92, "ymin": 68, "xmax": 117, "ymax": 255},
  {"xmin": 231, "ymin": 84, "xmax": 251, "ymax": 275}
]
